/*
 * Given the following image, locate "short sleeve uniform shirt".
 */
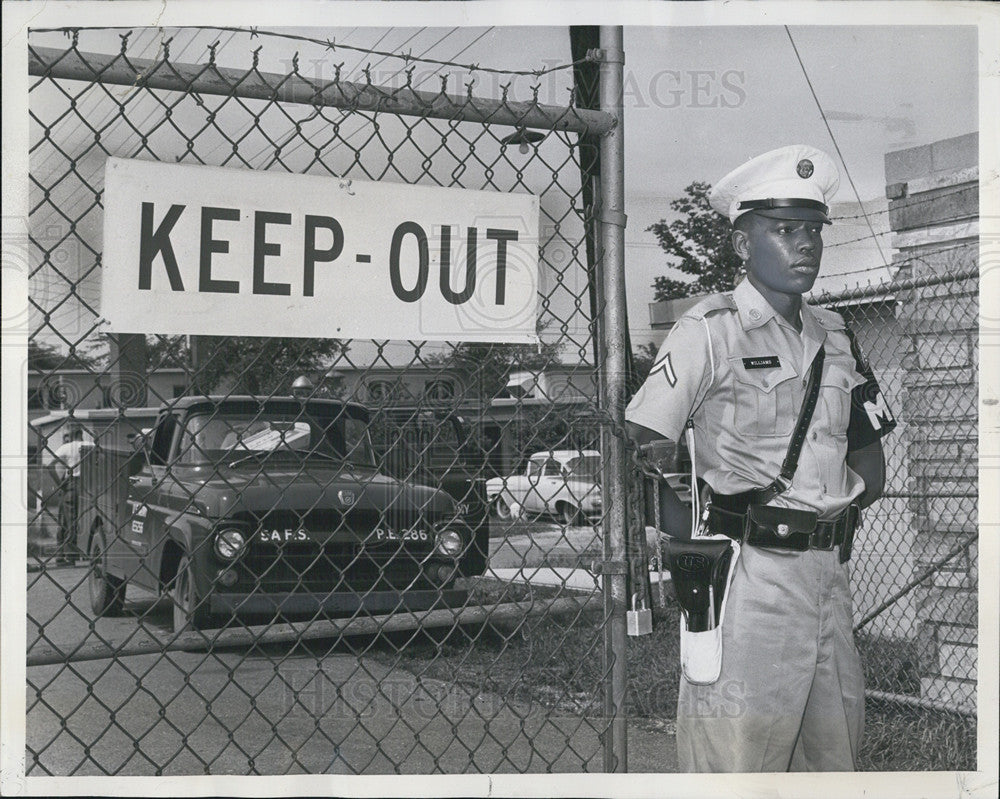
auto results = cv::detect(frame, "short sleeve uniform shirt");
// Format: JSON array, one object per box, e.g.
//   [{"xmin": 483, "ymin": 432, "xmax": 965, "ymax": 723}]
[
  {"xmin": 52, "ymin": 440, "xmax": 90, "ymax": 479},
  {"xmin": 626, "ymin": 280, "xmax": 895, "ymax": 520}
]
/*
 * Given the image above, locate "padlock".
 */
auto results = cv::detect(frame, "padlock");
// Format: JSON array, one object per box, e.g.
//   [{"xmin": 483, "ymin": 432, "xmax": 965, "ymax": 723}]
[{"xmin": 627, "ymin": 592, "xmax": 653, "ymax": 636}]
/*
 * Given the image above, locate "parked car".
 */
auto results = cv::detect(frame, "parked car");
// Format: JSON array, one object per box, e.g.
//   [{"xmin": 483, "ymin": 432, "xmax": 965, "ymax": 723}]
[
  {"xmin": 75, "ymin": 396, "xmax": 483, "ymax": 632},
  {"xmin": 486, "ymin": 449, "xmax": 603, "ymax": 525}
]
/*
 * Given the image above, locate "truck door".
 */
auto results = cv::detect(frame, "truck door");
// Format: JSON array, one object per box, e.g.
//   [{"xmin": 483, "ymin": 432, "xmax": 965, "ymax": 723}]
[{"xmin": 119, "ymin": 411, "xmax": 177, "ymax": 590}]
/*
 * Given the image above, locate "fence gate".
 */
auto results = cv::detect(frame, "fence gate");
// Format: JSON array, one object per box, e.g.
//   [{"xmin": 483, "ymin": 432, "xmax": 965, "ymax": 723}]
[{"xmin": 25, "ymin": 27, "xmax": 633, "ymax": 775}]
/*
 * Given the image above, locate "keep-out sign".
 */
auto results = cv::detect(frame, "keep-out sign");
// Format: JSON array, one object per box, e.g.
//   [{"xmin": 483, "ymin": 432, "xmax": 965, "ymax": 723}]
[{"xmin": 101, "ymin": 158, "xmax": 540, "ymax": 342}]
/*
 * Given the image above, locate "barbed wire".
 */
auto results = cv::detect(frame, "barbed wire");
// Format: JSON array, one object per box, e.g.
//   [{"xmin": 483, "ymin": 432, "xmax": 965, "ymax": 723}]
[
  {"xmin": 825, "ymin": 223, "xmax": 975, "ymax": 249},
  {"xmin": 829, "ymin": 183, "xmax": 976, "ymax": 222},
  {"xmin": 33, "ymin": 25, "xmax": 587, "ymax": 78}
]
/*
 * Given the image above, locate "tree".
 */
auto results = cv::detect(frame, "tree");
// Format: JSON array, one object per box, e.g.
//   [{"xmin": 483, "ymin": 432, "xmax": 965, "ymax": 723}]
[
  {"xmin": 28, "ymin": 339, "xmax": 98, "ymax": 371},
  {"xmin": 630, "ymin": 341, "xmax": 659, "ymax": 385},
  {"xmin": 79, "ymin": 334, "xmax": 189, "ymax": 371},
  {"xmin": 189, "ymin": 337, "xmax": 349, "ymax": 395},
  {"xmin": 647, "ymin": 181, "xmax": 742, "ymax": 301},
  {"xmin": 505, "ymin": 404, "xmax": 599, "ymax": 459},
  {"xmin": 147, "ymin": 335, "xmax": 189, "ymax": 370},
  {"xmin": 427, "ymin": 321, "xmax": 563, "ymax": 401},
  {"xmin": 80, "ymin": 333, "xmax": 347, "ymax": 395}
]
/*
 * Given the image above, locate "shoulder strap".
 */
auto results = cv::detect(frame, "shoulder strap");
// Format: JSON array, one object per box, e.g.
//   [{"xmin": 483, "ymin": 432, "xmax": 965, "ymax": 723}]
[{"xmin": 748, "ymin": 345, "xmax": 826, "ymax": 505}]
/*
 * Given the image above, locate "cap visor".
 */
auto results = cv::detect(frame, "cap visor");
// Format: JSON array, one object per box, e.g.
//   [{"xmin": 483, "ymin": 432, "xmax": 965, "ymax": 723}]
[{"xmin": 753, "ymin": 207, "xmax": 832, "ymax": 224}]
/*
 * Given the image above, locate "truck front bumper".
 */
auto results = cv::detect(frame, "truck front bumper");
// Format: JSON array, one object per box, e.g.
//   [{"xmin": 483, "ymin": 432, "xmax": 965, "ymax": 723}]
[{"xmin": 210, "ymin": 588, "xmax": 468, "ymax": 616}]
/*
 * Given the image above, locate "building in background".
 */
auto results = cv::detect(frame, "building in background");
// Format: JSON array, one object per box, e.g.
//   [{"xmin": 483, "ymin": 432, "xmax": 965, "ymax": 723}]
[{"xmin": 885, "ymin": 132, "xmax": 979, "ymax": 712}]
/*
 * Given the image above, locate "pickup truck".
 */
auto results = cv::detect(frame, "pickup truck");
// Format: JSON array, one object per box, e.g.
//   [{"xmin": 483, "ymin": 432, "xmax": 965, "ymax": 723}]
[
  {"xmin": 75, "ymin": 395, "xmax": 486, "ymax": 632},
  {"xmin": 368, "ymin": 405, "xmax": 489, "ymax": 551},
  {"xmin": 485, "ymin": 450, "xmax": 603, "ymax": 526}
]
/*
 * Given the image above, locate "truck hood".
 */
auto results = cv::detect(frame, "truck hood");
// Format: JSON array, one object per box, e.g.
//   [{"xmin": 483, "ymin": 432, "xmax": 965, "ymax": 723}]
[{"xmin": 168, "ymin": 463, "xmax": 453, "ymax": 519}]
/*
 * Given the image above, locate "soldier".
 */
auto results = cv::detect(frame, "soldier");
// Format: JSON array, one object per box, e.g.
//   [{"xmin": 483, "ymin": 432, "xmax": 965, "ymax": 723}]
[{"xmin": 626, "ymin": 145, "xmax": 896, "ymax": 772}]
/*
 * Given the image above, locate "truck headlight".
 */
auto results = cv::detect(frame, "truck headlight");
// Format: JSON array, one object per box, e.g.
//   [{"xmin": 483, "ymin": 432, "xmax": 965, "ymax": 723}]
[
  {"xmin": 434, "ymin": 528, "xmax": 464, "ymax": 557},
  {"xmin": 214, "ymin": 528, "xmax": 247, "ymax": 561}
]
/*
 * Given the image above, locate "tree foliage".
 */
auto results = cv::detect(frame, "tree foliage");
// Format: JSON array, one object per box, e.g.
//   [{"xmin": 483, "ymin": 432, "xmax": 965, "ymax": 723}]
[
  {"xmin": 647, "ymin": 181, "xmax": 742, "ymax": 301},
  {"xmin": 190, "ymin": 337, "xmax": 349, "ymax": 395},
  {"xmin": 80, "ymin": 333, "xmax": 347, "ymax": 395},
  {"xmin": 428, "ymin": 321, "xmax": 564, "ymax": 401},
  {"xmin": 28, "ymin": 339, "xmax": 98, "ymax": 371},
  {"xmin": 630, "ymin": 341, "xmax": 659, "ymax": 385},
  {"xmin": 506, "ymin": 405, "xmax": 600, "ymax": 462}
]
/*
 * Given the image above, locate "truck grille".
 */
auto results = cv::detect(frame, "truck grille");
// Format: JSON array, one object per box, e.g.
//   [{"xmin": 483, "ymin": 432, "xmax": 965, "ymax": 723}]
[
  {"xmin": 235, "ymin": 508, "xmax": 426, "ymax": 535},
  {"xmin": 230, "ymin": 508, "xmax": 441, "ymax": 592},
  {"xmin": 240, "ymin": 542, "xmax": 432, "ymax": 592}
]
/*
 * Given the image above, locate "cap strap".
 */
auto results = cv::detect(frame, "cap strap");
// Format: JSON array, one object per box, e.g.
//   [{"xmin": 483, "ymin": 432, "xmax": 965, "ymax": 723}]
[{"xmin": 737, "ymin": 198, "xmax": 829, "ymax": 214}]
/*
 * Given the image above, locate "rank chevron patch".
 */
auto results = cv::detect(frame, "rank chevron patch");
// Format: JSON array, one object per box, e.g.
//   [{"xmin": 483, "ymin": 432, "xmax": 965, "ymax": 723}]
[{"xmin": 650, "ymin": 352, "xmax": 677, "ymax": 387}]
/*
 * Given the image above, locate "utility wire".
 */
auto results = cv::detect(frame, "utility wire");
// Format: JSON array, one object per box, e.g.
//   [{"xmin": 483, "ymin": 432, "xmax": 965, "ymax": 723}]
[{"xmin": 784, "ymin": 25, "xmax": 889, "ymax": 269}]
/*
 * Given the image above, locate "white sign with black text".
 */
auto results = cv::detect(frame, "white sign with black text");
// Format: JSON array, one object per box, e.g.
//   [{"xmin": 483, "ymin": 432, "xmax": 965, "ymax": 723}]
[{"xmin": 101, "ymin": 157, "xmax": 540, "ymax": 342}]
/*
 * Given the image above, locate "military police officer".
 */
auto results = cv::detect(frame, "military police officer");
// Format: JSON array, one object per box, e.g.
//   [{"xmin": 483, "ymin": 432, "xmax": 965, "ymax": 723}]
[{"xmin": 626, "ymin": 145, "xmax": 896, "ymax": 772}]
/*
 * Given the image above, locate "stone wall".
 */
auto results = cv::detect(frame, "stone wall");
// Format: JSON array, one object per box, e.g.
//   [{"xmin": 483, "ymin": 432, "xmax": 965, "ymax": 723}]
[{"xmin": 885, "ymin": 132, "xmax": 979, "ymax": 711}]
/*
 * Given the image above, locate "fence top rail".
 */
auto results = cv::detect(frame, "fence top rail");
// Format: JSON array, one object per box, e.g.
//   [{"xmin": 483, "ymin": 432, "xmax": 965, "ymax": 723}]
[
  {"xmin": 807, "ymin": 264, "xmax": 978, "ymax": 307},
  {"xmin": 28, "ymin": 45, "xmax": 618, "ymax": 137}
]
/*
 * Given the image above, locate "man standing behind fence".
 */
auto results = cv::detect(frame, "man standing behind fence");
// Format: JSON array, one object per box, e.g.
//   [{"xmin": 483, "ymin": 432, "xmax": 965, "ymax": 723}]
[
  {"xmin": 625, "ymin": 145, "xmax": 897, "ymax": 771},
  {"xmin": 49, "ymin": 428, "xmax": 89, "ymax": 564}
]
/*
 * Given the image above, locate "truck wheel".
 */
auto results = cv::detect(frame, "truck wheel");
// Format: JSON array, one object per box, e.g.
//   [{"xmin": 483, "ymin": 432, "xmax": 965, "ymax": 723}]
[
  {"xmin": 171, "ymin": 554, "xmax": 208, "ymax": 633},
  {"xmin": 88, "ymin": 530, "xmax": 126, "ymax": 616},
  {"xmin": 559, "ymin": 502, "xmax": 582, "ymax": 527},
  {"xmin": 494, "ymin": 496, "xmax": 513, "ymax": 520}
]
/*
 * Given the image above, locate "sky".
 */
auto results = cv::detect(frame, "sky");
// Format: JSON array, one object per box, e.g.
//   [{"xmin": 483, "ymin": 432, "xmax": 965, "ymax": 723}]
[{"xmin": 22, "ymin": 20, "xmax": 980, "ymax": 357}]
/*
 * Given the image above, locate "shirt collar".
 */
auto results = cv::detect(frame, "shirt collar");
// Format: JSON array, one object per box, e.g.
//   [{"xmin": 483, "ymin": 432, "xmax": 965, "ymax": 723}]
[
  {"xmin": 799, "ymin": 301, "xmax": 826, "ymax": 346},
  {"xmin": 733, "ymin": 279, "xmax": 781, "ymax": 331},
  {"xmin": 733, "ymin": 278, "xmax": 828, "ymax": 345}
]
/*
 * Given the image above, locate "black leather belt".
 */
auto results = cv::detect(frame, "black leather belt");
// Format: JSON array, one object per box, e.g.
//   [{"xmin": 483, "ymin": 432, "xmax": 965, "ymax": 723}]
[{"xmin": 706, "ymin": 502, "xmax": 858, "ymax": 562}]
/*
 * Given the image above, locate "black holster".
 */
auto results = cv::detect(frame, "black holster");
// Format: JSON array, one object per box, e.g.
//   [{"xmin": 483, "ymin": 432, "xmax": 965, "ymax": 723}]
[{"xmin": 664, "ymin": 537, "xmax": 736, "ymax": 633}]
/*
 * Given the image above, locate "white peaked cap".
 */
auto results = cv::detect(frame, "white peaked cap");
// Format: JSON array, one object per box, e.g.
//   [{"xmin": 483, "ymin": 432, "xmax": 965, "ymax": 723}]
[{"xmin": 709, "ymin": 144, "xmax": 841, "ymax": 225}]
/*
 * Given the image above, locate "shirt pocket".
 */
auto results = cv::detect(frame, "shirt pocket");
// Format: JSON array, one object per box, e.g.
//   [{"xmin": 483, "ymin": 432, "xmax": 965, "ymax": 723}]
[
  {"xmin": 818, "ymin": 356, "xmax": 864, "ymax": 434},
  {"xmin": 728, "ymin": 356, "xmax": 801, "ymax": 437}
]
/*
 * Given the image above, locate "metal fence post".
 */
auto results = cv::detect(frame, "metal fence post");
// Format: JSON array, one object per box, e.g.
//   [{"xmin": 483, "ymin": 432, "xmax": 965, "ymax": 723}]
[{"xmin": 598, "ymin": 25, "xmax": 628, "ymax": 774}]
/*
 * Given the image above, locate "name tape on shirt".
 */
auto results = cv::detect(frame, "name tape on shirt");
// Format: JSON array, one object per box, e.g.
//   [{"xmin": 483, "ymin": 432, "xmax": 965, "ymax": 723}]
[{"xmin": 742, "ymin": 355, "xmax": 780, "ymax": 370}]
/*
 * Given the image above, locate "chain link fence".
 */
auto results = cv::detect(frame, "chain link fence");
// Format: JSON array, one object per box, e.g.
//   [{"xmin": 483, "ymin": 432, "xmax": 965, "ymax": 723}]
[
  {"xmin": 814, "ymin": 235, "xmax": 979, "ymax": 768},
  {"xmin": 25, "ymin": 27, "xmax": 630, "ymax": 776},
  {"xmin": 22, "ymin": 26, "xmax": 977, "ymax": 778}
]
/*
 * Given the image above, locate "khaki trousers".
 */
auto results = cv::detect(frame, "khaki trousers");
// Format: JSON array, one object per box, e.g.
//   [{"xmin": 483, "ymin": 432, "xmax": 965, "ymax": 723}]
[{"xmin": 676, "ymin": 545, "xmax": 865, "ymax": 772}]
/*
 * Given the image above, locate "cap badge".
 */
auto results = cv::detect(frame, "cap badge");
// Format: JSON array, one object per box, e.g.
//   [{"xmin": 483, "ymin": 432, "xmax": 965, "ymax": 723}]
[{"xmin": 796, "ymin": 159, "xmax": 814, "ymax": 179}]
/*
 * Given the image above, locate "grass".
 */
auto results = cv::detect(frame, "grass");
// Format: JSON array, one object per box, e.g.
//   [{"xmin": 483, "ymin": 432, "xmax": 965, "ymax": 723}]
[
  {"xmin": 372, "ymin": 578, "xmax": 977, "ymax": 772},
  {"xmin": 857, "ymin": 632, "xmax": 922, "ymax": 695},
  {"xmin": 861, "ymin": 701, "xmax": 977, "ymax": 771}
]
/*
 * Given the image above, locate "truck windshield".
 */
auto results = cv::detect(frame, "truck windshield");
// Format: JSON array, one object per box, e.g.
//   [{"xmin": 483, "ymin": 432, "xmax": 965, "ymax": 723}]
[{"xmin": 176, "ymin": 410, "xmax": 375, "ymax": 466}]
